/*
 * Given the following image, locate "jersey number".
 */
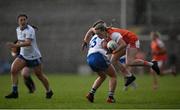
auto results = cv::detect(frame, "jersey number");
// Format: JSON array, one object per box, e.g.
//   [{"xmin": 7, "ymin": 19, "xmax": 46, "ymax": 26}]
[{"xmin": 90, "ymin": 37, "xmax": 97, "ymax": 48}]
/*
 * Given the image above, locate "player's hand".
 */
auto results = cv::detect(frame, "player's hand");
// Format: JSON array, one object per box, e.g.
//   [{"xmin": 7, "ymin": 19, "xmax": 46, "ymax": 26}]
[
  {"xmin": 6, "ymin": 42, "xmax": 17, "ymax": 48},
  {"xmin": 81, "ymin": 41, "xmax": 88, "ymax": 51}
]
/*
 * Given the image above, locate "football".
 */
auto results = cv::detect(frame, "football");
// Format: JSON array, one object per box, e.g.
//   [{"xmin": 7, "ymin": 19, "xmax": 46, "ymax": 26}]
[{"xmin": 107, "ymin": 40, "xmax": 118, "ymax": 50}]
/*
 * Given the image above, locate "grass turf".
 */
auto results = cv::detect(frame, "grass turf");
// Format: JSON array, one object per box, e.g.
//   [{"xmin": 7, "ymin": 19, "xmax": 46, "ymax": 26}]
[{"xmin": 0, "ymin": 74, "xmax": 180, "ymax": 109}]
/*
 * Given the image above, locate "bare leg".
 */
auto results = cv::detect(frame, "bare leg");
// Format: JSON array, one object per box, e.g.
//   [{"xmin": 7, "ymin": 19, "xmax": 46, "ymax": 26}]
[
  {"xmin": 86, "ymin": 71, "xmax": 107, "ymax": 102},
  {"xmin": 21, "ymin": 67, "xmax": 36, "ymax": 93},
  {"xmin": 5, "ymin": 57, "xmax": 26, "ymax": 98},
  {"xmin": 33, "ymin": 64, "xmax": 53, "ymax": 98},
  {"xmin": 126, "ymin": 48, "xmax": 153, "ymax": 67},
  {"xmin": 111, "ymin": 48, "xmax": 132, "ymax": 77},
  {"xmin": 91, "ymin": 72, "xmax": 106, "ymax": 90},
  {"xmin": 33, "ymin": 65, "xmax": 50, "ymax": 92},
  {"xmin": 21, "ymin": 67, "xmax": 30, "ymax": 77},
  {"xmin": 105, "ymin": 64, "xmax": 117, "ymax": 95},
  {"xmin": 11, "ymin": 58, "xmax": 26, "ymax": 86},
  {"xmin": 150, "ymin": 69, "xmax": 158, "ymax": 90}
]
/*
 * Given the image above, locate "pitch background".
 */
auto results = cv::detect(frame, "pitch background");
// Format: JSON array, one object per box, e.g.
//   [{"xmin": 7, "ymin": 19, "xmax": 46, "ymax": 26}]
[{"xmin": 0, "ymin": 74, "xmax": 180, "ymax": 109}]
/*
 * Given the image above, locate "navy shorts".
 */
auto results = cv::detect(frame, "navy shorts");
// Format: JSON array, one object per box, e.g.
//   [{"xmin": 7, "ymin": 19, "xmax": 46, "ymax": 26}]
[
  {"xmin": 18, "ymin": 55, "xmax": 42, "ymax": 68},
  {"xmin": 119, "ymin": 56, "xmax": 126, "ymax": 64},
  {"xmin": 87, "ymin": 52, "xmax": 110, "ymax": 72}
]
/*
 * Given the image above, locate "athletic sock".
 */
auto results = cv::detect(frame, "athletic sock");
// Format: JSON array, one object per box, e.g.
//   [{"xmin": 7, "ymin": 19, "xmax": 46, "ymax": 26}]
[
  {"xmin": 89, "ymin": 88, "xmax": 96, "ymax": 95},
  {"xmin": 108, "ymin": 91, "xmax": 114, "ymax": 97},
  {"xmin": 144, "ymin": 61, "xmax": 153, "ymax": 66},
  {"xmin": 126, "ymin": 73, "xmax": 132, "ymax": 77},
  {"xmin": 47, "ymin": 88, "xmax": 52, "ymax": 93},
  {"xmin": 12, "ymin": 85, "xmax": 18, "ymax": 93}
]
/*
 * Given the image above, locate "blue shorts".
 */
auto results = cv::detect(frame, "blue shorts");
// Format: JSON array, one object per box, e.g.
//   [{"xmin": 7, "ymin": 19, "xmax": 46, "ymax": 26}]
[
  {"xmin": 87, "ymin": 52, "xmax": 110, "ymax": 72},
  {"xmin": 119, "ymin": 56, "xmax": 126, "ymax": 64},
  {"xmin": 18, "ymin": 55, "xmax": 42, "ymax": 68}
]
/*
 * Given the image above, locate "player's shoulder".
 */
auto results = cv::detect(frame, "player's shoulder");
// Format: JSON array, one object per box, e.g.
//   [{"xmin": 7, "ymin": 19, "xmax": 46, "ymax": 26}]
[
  {"xmin": 27, "ymin": 25, "xmax": 35, "ymax": 31},
  {"xmin": 16, "ymin": 26, "xmax": 20, "ymax": 31},
  {"xmin": 111, "ymin": 32, "xmax": 122, "ymax": 37},
  {"xmin": 24, "ymin": 25, "xmax": 35, "ymax": 33},
  {"xmin": 156, "ymin": 38, "xmax": 164, "ymax": 47},
  {"xmin": 156, "ymin": 38, "xmax": 163, "ymax": 44}
]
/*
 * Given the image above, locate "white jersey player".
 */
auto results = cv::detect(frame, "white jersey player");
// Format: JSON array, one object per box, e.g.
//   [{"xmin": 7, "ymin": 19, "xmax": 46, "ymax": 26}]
[
  {"xmin": 5, "ymin": 14, "xmax": 53, "ymax": 99},
  {"xmin": 85, "ymin": 34, "xmax": 117, "ymax": 103}
]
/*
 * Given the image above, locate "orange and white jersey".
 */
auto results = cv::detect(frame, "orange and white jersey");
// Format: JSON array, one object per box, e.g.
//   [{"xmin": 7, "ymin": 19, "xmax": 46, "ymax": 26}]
[
  {"xmin": 106, "ymin": 27, "xmax": 140, "ymax": 48},
  {"xmin": 151, "ymin": 38, "xmax": 167, "ymax": 61}
]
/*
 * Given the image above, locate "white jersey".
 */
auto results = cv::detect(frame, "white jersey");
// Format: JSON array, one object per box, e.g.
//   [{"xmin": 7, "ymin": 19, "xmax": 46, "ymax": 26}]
[
  {"xmin": 87, "ymin": 35, "xmax": 107, "ymax": 57},
  {"xmin": 16, "ymin": 25, "xmax": 42, "ymax": 60}
]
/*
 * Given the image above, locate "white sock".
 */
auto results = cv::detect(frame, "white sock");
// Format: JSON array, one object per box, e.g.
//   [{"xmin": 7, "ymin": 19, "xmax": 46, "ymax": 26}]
[{"xmin": 126, "ymin": 73, "xmax": 132, "ymax": 77}]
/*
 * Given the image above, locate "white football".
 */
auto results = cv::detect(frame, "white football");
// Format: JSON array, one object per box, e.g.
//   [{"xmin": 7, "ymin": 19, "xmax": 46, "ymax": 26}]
[{"xmin": 107, "ymin": 40, "xmax": 118, "ymax": 50}]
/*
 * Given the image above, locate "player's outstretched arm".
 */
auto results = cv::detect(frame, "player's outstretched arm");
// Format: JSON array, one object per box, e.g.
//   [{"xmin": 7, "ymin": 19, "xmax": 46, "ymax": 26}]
[
  {"xmin": 82, "ymin": 28, "xmax": 95, "ymax": 51},
  {"xmin": 7, "ymin": 38, "xmax": 32, "ymax": 48}
]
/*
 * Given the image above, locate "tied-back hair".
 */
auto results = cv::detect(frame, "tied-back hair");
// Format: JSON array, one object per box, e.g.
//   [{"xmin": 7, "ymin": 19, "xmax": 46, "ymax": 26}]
[
  {"xmin": 151, "ymin": 31, "xmax": 161, "ymax": 38},
  {"xmin": 92, "ymin": 20, "xmax": 106, "ymax": 27},
  {"xmin": 94, "ymin": 23, "xmax": 107, "ymax": 31},
  {"xmin": 17, "ymin": 14, "xmax": 38, "ymax": 30},
  {"xmin": 30, "ymin": 25, "xmax": 38, "ymax": 30}
]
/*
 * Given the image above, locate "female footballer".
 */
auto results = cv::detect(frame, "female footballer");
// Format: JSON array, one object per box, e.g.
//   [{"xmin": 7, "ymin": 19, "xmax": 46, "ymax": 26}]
[
  {"xmin": 86, "ymin": 34, "xmax": 117, "ymax": 103},
  {"xmin": 11, "ymin": 40, "xmax": 35, "ymax": 93},
  {"xmin": 82, "ymin": 20, "xmax": 137, "ymax": 88},
  {"xmin": 5, "ymin": 14, "xmax": 53, "ymax": 99},
  {"xmin": 93, "ymin": 23, "xmax": 160, "ymax": 76}
]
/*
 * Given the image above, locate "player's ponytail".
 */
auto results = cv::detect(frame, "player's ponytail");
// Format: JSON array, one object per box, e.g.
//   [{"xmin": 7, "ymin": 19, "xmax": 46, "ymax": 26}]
[{"xmin": 30, "ymin": 25, "xmax": 38, "ymax": 30}]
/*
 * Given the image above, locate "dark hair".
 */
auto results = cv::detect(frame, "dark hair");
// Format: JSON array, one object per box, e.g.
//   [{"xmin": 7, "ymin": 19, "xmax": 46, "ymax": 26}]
[
  {"xmin": 92, "ymin": 20, "xmax": 106, "ymax": 27},
  {"xmin": 94, "ymin": 23, "xmax": 107, "ymax": 31},
  {"xmin": 17, "ymin": 14, "xmax": 38, "ymax": 30},
  {"xmin": 17, "ymin": 14, "xmax": 28, "ymax": 20}
]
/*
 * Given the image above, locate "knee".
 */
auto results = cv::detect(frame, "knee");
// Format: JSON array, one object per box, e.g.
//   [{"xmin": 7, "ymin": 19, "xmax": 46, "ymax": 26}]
[
  {"xmin": 11, "ymin": 68, "xmax": 18, "ymax": 75},
  {"xmin": 35, "ymin": 72, "xmax": 43, "ymax": 78},
  {"xmin": 109, "ymin": 72, "xmax": 117, "ymax": 79},
  {"xmin": 21, "ymin": 71, "xmax": 30, "ymax": 78},
  {"xmin": 99, "ymin": 74, "xmax": 107, "ymax": 80}
]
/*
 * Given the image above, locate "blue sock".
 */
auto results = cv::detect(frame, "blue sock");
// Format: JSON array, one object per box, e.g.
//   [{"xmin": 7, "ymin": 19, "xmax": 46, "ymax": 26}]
[{"xmin": 12, "ymin": 85, "xmax": 18, "ymax": 93}]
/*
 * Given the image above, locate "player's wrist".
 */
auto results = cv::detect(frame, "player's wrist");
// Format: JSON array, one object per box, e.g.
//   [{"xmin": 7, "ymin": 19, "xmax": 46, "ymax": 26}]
[{"xmin": 15, "ymin": 43, "xmax": 21, "ymax": 48}]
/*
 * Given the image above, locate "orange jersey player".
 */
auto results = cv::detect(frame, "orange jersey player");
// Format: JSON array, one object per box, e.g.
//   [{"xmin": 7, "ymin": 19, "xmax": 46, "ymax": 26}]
[
  {"xmin": 151, "ymin": 32, "xmax": 167, "ymax": 65},
  {"xmin": 150, "ymin": 32, "xmax": 176, "ymax": 90},
  {"xmin": 82, "ymin": 20, "xmax": 138, "ymax": 89},
  {"xmin": 106, "ymin": 27, "xmax": 139, "ymax": 48},
  {"xmin": 93, "ymin": 23, "xmax": 160, "ymax": 77}
]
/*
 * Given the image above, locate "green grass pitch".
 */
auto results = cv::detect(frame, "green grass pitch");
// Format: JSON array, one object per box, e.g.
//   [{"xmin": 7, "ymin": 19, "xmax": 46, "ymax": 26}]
[{"xmin": 0, "ymin": 74, "xmax": 180, "ymax": 109}]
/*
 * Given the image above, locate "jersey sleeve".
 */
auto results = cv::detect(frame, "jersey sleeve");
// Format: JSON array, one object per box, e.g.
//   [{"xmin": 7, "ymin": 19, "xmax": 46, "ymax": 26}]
[
  {"xmin": 16, "ymin": 28, "xmax": 19, "ymax": 40},
  {"xmin": 25, "ymin": 28, "xmax": 35, "ymax": 40},
  {"xmin": 111, "ymin": 32, "xmax": 122, "ymax": 43},
  {"xmin": 156, "ymin": 39, "xmax": 165, "ymax": 48}
]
